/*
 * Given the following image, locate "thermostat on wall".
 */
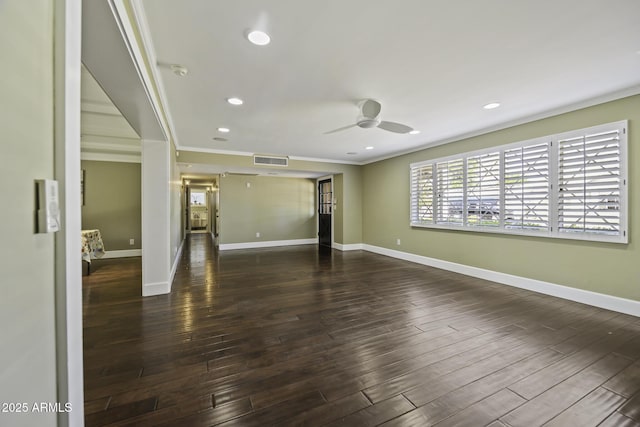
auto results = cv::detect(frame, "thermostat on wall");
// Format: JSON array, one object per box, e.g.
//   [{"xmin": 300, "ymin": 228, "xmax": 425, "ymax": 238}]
[{"xmin": 36, "ymin": 179, "xmax": 60, "ymax": 233}]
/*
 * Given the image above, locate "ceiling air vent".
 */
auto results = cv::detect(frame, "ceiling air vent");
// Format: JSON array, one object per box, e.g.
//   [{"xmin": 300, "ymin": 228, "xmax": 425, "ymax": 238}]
[{"xmin": 253, "ymin": 155, "xmax": 289, "ymax": 167}]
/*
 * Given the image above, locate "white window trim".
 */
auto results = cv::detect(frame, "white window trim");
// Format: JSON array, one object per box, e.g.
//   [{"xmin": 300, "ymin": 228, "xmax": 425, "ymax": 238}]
[{"xmin": 410, "ymin": 120, "xmax": 628, "ymax": 244}]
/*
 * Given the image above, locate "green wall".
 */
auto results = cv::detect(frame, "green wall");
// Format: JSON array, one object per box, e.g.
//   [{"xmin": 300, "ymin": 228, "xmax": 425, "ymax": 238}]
[
  {"xmin": 219, "ymin": 175, "xmax": 316, "ymax": 244},
  {"xmin": 178, "ymin": 151, "xmax": 363, "ymax": 245},
  {"xmin": 0, "ymin": 0, "xmax": 58, "ymax": 425},
  {"xmin": 363, "ymin": 94, "xmax": 640, "ymax": 301},
  {"xmin": 81, "ymin": 160, "xmax": 142, "ymax": 250}
]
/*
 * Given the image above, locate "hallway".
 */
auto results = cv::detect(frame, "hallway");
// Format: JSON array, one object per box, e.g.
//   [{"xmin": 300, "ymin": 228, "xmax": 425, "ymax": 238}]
[{"xmin": 83, "ymin": 235, "xmax": 640, "ymax": 426}]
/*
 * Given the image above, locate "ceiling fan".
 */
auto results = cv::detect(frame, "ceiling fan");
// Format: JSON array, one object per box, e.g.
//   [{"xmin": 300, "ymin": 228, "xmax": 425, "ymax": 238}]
[{"xmin": 325, "ymin": 99, "xmax": 414, "ymax": 134}]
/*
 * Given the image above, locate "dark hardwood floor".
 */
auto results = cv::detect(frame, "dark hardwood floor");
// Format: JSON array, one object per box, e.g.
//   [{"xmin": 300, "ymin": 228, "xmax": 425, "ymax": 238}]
[{"xmin": 83, "ymin": 234, "xmax": 640, "ymax": 426}]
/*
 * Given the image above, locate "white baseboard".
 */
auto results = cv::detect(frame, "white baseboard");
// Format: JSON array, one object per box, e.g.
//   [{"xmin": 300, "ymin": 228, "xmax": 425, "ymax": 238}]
[
  {"xmin": 142, "ymin": 281, "xmax": 170, "ymax": 296},
  {"xmin": 102, "ymin": 249, "xmax": 142, "ymax": 259},
  {"xmin": 362, "ymin": 244, "xmax": 640, "ymax": 317},
  {"xmin": 219, "ymin": 238, "xmax": 317, "ymax": 251},
  {"xmin": 333, "ymin": 243, "xmax": 364, "ymax": 251},
  {"xmin": 169, "ymin": 239, "xmax": 185, "ymax": 286}
]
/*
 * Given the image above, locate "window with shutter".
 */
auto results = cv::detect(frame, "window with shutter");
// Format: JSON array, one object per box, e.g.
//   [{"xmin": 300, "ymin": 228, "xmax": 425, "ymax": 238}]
[
  {"xmin": 504, "ymin": 142, "xmax": 549, "ymax": 231},
  {"xmin": 467, "ymin": 151, "xmax": 500, "ymax": 227},
  {"xmin": 410, "ymin": 164, "xmax": 434, "ymax": 224},
  {"xmin": 408, "ymin": 120, "xmax": 626, "ymax": 243},
  {"xmin": 558, "ymin": 128, "xmax": 622, "ymax": 236},
  {"xmin": 436, "ymin": 159, "xmax": 464, "ymax": 225}
]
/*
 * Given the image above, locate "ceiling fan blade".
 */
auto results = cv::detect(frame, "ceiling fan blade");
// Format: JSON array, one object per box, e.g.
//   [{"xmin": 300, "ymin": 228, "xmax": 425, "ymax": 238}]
[
  {"xmin": 378, "ymin": 121, "xmax": 413, "ymax": 134},
  {"xmin": 361, "ymin": 99, "xmax": 382, "ymax": 118},
  {"xmin": 324, "ymin": 124, "xmax": 357, "ymax": 134}
]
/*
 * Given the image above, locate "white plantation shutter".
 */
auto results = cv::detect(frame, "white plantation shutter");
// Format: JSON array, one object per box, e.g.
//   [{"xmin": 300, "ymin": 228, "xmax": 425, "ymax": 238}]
[
  {"xmin": 408, "ymin": 120, "xmax": 626, "ymax": 243},
  {"xmin": 436, "ymin": 159, "xmax": 464, "ymax": 225},
  {"xmin": 410, "ymin": 164, "xmax": 434, "ymax": 224},
  {"xmin": 466, "ymin": 152, "xmax": 500, "ymax": 227},
  {"xmin": 504, "ymin": 142, "xmax": 550, "ymax": 231},
  {"xmin": 558, "ymin": 128, "xmax": 622, "ymax": 236}
]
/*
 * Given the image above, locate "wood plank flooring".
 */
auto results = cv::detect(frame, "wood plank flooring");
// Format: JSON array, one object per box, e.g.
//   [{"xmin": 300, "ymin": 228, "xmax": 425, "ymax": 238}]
[{"xmin": 83, "ymin": 234, "xmax": 640, "ymax": 426}]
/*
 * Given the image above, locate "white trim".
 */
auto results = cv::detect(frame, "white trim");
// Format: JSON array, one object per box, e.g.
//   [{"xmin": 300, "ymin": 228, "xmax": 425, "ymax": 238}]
[
  {"xmin": 129, "ymin": 0, "xmax": 180, "ymax": 147},
  {"xmin": 174, "ymin": 147, "xmax": 363, "ymax": 166},
  {"xmin": 219, "ymin": 238, "xmax": 317, "ymax": 251},
  {"xmin": 363, "ymin": 84, "xmax": 640, "ymax": 165},
  {"xmin": 288, "ymin": 155, "xmax": 361, "ymax": 165},
  {"xmin": 169, "ymin": 238, "xmax": 185, "ymax": 284},
  {"xmin": 177, "ymin": 145, "xmax": 255, "ymax": 157},
  {"xmin": 81, "ymin": 134, "xmax": 141, "ymax": 145},
  {"xmin": 81, "ymin": 100, "xmax": 123, "ymax": 116},
  {"xmin": 173, "ymin": 148, "xmax": 362, "ymax": 166},
  {"xmin": 333, "ymin": 243, "xmax": 364, "ymax": 251},
  {"xmin": 362, "ymin": 244, "xmax": 640, "ymax": 317},
  {"xmin": 54, "ymin": 0, "xmax": 84, "ymax": 425},
  {"xmin": 81, "ymin": 140, "xmax": 141, "ymax": 153},
  {"xmin": 102, "ymin": 249, "xmax": 142, "ymax": 259},
  {"xmin": 108, "ymin": 0, "xmax": 170, "ymax": 142},
  {"xmin": 81, "ymin": 152, "xmax": 141, "ymax": 163},
  {"xmin": 142, "ymin": 281, "xmax": 171, "ymax": 296}
]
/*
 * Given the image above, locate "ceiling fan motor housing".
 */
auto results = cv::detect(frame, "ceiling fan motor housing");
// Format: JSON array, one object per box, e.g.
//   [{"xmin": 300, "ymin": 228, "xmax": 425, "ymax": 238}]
[{"xmin": 357, "ymin": 117, "xmax": 381, "ymax": 128}]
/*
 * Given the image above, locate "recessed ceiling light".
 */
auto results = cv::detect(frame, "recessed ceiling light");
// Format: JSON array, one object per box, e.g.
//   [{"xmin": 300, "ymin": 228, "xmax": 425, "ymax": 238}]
[
  {"xmin": 217, "ymin": 127, "xmax": 230, "ymax": 133},
  {"xmin": 483, "ymin": 102, "xmax": 501, "ymax": 110},
  {"xmin": 227, "ymin": 97, "xmax": 243, "ymax": 105},
  {"xmin": 409, "ymin": 130, "xmax": 420, "ymax": 135},
  {"xmin": 365, "ymin": 146, "xmax": 374, "ymax": 150},
  {"xmin": 247, "ymin": 30, "xmax": 271, "ymax": 46},
  {"xmin": 213, "ymin": 137, "xmax": 228, "ymax": 142},
  {"xmin": 346, "ymin": 152, "xmax": 358, "ymax": 155}
]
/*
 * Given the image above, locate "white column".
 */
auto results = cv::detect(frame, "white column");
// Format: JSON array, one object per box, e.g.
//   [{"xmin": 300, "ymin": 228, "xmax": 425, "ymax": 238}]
[{"xmin": 141, "ymin": 139, "xmax": 172, "ymax": 296}]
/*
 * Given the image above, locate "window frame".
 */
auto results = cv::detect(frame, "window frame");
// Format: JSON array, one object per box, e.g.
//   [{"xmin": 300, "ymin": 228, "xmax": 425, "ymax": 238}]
[{"xmin": 409, "ymin": 120, "xmax": 628, "ymax": 244}]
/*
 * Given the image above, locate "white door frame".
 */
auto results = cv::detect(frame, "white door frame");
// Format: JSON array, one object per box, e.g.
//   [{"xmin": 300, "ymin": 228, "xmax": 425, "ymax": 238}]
[{"xmin": 55, "ymin": 0, "xmax": 84, "ymax": 425}]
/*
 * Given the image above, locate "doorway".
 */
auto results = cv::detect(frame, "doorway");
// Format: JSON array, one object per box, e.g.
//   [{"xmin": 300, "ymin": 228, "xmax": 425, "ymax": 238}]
[
  {"xmin": 318, "ymin": 178, "xmax": 332, "ymax": 248},
  {"xmin": 187, "ymin": 187, "xmax": 210, "ymax": 234}
]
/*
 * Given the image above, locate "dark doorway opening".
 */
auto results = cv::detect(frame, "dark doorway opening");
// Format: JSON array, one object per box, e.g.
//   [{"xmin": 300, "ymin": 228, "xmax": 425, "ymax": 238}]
[{"xmin": 318, "ymin": 179, "xmax": 332, "ymax": 248}]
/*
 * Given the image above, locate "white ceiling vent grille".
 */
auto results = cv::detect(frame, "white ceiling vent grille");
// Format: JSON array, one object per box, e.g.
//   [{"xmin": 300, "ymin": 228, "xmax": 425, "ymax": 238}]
[{"xmin": 254, "ymin": 155, "xmax": 289, "ymax": 167}]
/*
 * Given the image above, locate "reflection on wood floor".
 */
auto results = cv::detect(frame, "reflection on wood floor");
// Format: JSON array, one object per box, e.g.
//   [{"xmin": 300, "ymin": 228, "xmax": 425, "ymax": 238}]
[{"xmin": 83, "ymin": 233, "xmax": 640, "ymax": 426}]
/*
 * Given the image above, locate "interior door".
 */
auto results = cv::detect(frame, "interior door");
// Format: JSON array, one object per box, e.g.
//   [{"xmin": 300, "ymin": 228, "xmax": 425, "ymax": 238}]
[{"xmin": 318, "ymin": 179, "xmax": 332, "ymax": 248}]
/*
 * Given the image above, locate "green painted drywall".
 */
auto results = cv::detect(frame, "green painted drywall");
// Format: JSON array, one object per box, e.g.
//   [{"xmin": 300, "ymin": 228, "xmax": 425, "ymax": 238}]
[
  {"xmin": 0, "ymin": 0, "xmax": 58, "ymax": 425},
  {"xmin": 178, "ymin": 151, "xmax": 363, "ymax": 244},
  {"xmin": 363, "ymin": 94, "xmax": 640, "ymax": 301},
  {"xmin": 341, "ymin": 169, "xmax": 363, "ymax": 245},
  {"xmin": 81, "ymin": 161, "xmax": 142, "ymax": 251},
  {"xmin": 219, "ymin": 175, "xmax": 316, "ymax": 244}
]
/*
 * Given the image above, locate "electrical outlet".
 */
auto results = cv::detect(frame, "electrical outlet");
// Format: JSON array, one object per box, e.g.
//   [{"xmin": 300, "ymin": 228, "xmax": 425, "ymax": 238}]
[
  {"xmin": 396, "ymin": 238, "xmax": 401, "ymax": 245},
  {"xmin": 129, "ymin": 238, "xmax": 135, "ymax": 246},
  {"xmin": 256, "ymin": 232, "xmax": 260, "ymax": 238}
]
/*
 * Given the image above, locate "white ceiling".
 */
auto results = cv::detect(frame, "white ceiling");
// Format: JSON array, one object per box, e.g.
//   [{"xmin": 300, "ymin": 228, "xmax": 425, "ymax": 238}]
[
  {"xmin": 137, "ymin": 0, "xmax": 640, "ymax": 164},
  {"xmin": 81, "ymin": 65, "xmax": 141, "ymax": 157}
]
